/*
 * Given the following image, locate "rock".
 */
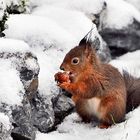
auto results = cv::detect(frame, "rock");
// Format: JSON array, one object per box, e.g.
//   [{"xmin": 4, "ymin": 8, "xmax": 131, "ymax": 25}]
[
  {"xmin": 100, "ymin": 19, "xmax": 140, "ymax": 57},
  {"xmin": 98, "ymin": 0, "xmax": 140, "ymax": 57},
  {"xmin": 11, "ymin": 97, "xmax": 36, "ymax": 140},
  {"xmin": 30, "ymin": 91, "xmax": 74, "ymax": 133},
  {"xmin": 0, "ymin": 113, "xmax": 12, "ymax": 140},
  {"xmin": 31, "ymin": 92, "xmax": 55, "ymax": 133},
  {"xmin": 52, "ymin": 93, "xmax": 74, "ymax": 126}
]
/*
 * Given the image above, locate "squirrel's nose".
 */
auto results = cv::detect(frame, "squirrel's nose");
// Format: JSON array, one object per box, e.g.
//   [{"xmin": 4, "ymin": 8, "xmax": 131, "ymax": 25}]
[{"xmin": 60, "ymin": 65, "xmax": 65, "ymax": 71}]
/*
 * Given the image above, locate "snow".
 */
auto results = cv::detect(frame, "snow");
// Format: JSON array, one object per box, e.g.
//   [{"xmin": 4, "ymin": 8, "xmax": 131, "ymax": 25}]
[
  {"xmin": 4, "ymin": 14, "xmax": 76, "ymax": 51},
  {"xmin": 36, "ymin": 107, "xmax": 140, "ymax": 140},
  {"xmin": 30, "ymin": 0, "xmax": 104, "ymax": 15},
  {"xmin": 110, "ymin": 50, "xmax": 140, "ymax": 78},
  {"xmin": 0, "ymin": 38, "xmax": 30, "ymax": 53},
  {"xmin": 101, "ymin": 0, "xmax": 140, "ymax": 29},
  {"xmin": 0, "ymin": 112, "xmax": 11, "ymax": 131},
  {"xmin": 32, "ymin": 6, "xmax": 92, "ymax": 42},
  {"xmin": 0, "ymin": 59, "xmax": 24, "ymax": 105},
  {"xmin": 125, "ymin": 0, "xmax": 140, "ymax": 11},
  {"xmin": 25, "ymin": 57, "xmax": 39, "ymax": 72}
]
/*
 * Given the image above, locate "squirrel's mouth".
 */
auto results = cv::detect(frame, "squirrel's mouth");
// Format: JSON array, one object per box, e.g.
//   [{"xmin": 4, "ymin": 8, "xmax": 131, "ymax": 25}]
[
  {"xmin": 67, "ymin": 71, "xmax": 75, "ymax": 77},
  {"xmin": 67, "ymin": 71, "xmax": 76, "ymax": 82}
]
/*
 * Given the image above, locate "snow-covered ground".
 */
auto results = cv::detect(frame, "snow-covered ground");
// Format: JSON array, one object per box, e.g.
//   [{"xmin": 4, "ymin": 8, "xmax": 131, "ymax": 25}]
[
  {"xmin": 0, "ymin": 0, "xmax": 140, "ymax": 139},
  {"xmin": 36, "ymin": 108, "xmax": 140, "ymax": 140}
]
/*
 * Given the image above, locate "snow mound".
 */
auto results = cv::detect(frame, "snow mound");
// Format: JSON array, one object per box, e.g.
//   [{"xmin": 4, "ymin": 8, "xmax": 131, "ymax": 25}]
[
  {"xmin": 101, "ymin": 0, "xmax": 140, "ymax": 29},
  {"xmin": 4, "ymin": 14, "xmax": 75, "ymax": 51},
  {"xmin": 32, "ymin": 6, "xmax": 92, "ymax": 42},
  {"xmin": 30, "ymin": 0, "xmax": 104, "ymax": 15}
]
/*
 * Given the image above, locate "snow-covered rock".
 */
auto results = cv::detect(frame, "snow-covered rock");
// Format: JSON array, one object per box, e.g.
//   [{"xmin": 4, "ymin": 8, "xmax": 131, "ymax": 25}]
[
  {"xmin": 6, "ymin": 0, "xmax": 30, "ymax": 14},
  {"xmin": 99, "ymin": 0, "xmax": 140, "ymax": 57},
  {"xmin": 100, "ymin": 0, "xmax": 140, "ymax": 29},
  {"xmin": 0, "ymin": 38, "xmax": 39, "ymax": 100},
  {"xmin": 0, "ymin": 0, "xmax": 30, "ymax": 36},
  {"xmin": 0, "ymin": 38, "xmax": 39, "ymax": 140}
]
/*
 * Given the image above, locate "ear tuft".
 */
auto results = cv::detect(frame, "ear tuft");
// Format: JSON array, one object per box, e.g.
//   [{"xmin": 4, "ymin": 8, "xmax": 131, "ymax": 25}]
[{"xmin": 79, "ymin": 26, "xmax": 101, "ymax": 51}]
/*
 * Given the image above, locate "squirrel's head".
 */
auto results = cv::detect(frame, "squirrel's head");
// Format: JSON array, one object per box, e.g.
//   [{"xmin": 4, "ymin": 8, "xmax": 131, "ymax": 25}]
[{"xmin": 60, "ymin": 37, "xmax": 100, "ymax": 83}]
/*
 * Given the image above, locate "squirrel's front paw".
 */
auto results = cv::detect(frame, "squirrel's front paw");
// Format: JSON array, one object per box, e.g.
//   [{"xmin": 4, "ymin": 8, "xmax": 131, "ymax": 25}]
[{"xmin": 58, "ymin": 82, "xmax": 70, "ymax": 90}]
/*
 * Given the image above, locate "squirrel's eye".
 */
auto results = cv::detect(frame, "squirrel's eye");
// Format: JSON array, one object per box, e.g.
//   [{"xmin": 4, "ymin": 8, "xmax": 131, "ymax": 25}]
[{"xmin": 71, "ymin": 57, "xmax": 80, "ymax": 65}]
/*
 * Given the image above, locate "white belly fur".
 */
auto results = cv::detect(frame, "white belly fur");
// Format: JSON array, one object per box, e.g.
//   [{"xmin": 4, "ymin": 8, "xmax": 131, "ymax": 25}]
[{"xmin": 85, "ymin": 97, "xmax": 101, "ymax": 118}]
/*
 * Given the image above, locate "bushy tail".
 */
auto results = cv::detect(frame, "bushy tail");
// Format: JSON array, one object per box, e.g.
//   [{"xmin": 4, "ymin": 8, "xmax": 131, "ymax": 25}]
[{"xmin": 123, "ymin": 71, "xmax": 140, "ymax": 113}]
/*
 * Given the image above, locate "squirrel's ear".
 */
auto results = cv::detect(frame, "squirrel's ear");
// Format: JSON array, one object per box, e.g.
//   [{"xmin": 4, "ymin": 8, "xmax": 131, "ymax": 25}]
[
  {"xmin": 79, "ymin": 34, "xmax": 94, "ymax": 59},
  {"xmin": 79, "ymin": 27, "xmax": 101, "ymax": 52},
  {"xmin": 79, "ymin": 37, "xmax": 87, "ymax": 46},
  {"xmin": 84, "ymin": 43, "xmax": 93, "ymax": 59}
]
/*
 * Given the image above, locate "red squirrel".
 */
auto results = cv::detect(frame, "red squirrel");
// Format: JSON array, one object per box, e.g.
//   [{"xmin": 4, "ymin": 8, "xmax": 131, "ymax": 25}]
[{"xmin": 54, "ymin": 35, "xmax": 140, "ymax": 128}]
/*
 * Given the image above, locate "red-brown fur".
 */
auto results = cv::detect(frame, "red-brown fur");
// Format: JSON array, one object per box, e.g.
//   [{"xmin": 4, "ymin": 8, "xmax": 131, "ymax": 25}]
[{"xmin": 54, "ymin": 39, "xmax": 139, "ymax": 128}]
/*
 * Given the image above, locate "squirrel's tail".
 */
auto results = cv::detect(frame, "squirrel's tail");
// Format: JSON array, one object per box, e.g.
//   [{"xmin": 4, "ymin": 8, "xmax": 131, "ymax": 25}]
[{"xmin": 123, "ymin": 71, "xmax": 140, "ymax": 113}]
